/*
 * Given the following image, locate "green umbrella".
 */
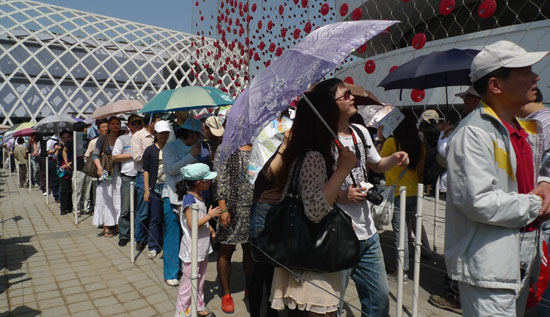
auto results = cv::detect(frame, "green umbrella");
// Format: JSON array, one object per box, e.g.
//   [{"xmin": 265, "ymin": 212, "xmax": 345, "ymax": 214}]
[{"xmin": 139, "ymin": 86, "xmax": 234, "ymax": 114}]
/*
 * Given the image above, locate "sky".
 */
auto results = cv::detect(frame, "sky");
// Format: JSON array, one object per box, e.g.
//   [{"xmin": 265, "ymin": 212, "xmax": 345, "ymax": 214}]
[{"xmin": 35, "ymin": 0, "xmax": 194, "ymax": 33}]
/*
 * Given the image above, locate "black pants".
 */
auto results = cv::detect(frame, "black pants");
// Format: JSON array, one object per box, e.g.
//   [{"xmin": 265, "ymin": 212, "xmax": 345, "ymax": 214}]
[
  {"xmin": 249, "ymin": 261, "xmax": 278, "ymax": 317},
  {"xmin": 39, "ymin": 157, "xmax": 47, "ymax": 193},
  {"xmin": 59, "ymin": 174, "xmax": 72, "ymax": 214}
]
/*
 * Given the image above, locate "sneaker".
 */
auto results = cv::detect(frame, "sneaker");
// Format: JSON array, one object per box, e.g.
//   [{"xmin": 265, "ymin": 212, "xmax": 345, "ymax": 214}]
[
  {"xmin": 148, "ymin": 249, "xmax": 158, "ymax": 259},
  {"xmin": 387, "ymin": 270, "xmax": 408, "ymax": 284},
  {"xmin": 42, "ymin": 192, "xmax": 47, "ymax": 196},
  {"xmin": 118, "ymin": 239, "xmax": 128, "ymax": 247},
  {"xmin": 136, "ymin": 242, "xmax": 146, "ymax": 252},
  {"xmin": 221, "ymin": 294, "xmax": 234, "ymax": 313},
  {"xmin": 165, "ymin": 279, "xmax": 179, "ymax": 287},
  {"xmin": 428, "ymin": 294, "xmax": 462, "ymax": 314}
]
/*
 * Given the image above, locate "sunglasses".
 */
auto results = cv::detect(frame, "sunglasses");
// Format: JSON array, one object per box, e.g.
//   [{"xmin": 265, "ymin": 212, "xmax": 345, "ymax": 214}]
[
  {"xmin": 130, "ymin": 120, "xmax": 143, "ymax": 126},
  {"xmin": 335, "ymin": 89, "xmax": 353, "ymax": 101}
]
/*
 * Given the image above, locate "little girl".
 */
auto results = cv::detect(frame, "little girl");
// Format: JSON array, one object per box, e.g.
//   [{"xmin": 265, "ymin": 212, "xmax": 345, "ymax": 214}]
[{"xmin": 175, "ymin": 163, "xmax": 221, "ymax": 317}]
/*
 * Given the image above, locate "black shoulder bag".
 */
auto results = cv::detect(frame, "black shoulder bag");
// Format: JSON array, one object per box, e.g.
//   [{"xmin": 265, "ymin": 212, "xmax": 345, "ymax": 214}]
[{"xmin": 251, "ymin": 155, "xmax": 361, "ymax": 273}]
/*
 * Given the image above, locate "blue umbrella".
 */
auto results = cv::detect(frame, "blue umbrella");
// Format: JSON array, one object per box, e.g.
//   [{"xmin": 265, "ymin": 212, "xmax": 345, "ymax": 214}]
[
  {"xmin": 219, "ymin": 20, "xmax": 398, "ymax": 162},
  {"xmin": 139, "ymin": 86, "xmax": 234, "ymax": 113},
  {"xmin": 378, "ymin": 48, "xmax": 480, "ymax": 103}
]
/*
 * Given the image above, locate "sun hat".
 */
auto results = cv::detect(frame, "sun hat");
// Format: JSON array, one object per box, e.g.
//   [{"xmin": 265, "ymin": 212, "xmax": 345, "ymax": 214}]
[
  {"xmin": 154, "ymin": 120, "xmax": 171, "ymax": 133},
  {"xmin": 421, "ymin": 109, "xmax": 440, "ymax": 123},
  {"xmin": 455, "ymin": 86, "xmax": 481, "ymax": 99},
  {"xmin": 181, "ymin": 118, "xmax": 205, "ymax": 136},
  {"xmin": 180, "ymin": 163, "xmax": 217, "ymax": 181},
  {"xmin": 470, "ymin": 40, "xmax": 549, "ymax": 83},
  {"xmin": 205, "ymin": 116, "xmax": 224, "ymax": 137}
]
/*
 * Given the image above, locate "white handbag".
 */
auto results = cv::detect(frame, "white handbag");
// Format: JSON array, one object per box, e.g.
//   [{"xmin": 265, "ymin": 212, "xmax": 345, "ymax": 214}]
[{"xmin": 371, "ymin": 167, "xmax": 408, "ymax": 228}]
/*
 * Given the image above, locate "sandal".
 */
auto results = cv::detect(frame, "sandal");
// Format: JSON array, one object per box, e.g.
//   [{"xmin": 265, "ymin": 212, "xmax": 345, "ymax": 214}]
[{"xmin": 104, "ymin": 230, "xmax": 114, "ymax": 238}]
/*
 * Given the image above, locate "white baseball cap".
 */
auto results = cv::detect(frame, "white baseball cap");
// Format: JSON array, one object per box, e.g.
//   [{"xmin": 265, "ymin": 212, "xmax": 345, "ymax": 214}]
[
  {"xmin": 470, "ymin": 40, "xmax": 548, "ymax": 83},
  {"xmin": 455, "ymin": 86, "xmax": 480, "ymax": 99},
  {"xmin": 205, "ymin": 116, "xmax": 224, "ymax": 137},
  {"xmin": 154, "ymin": 120, "xmax": 171, "ymax": 133}
]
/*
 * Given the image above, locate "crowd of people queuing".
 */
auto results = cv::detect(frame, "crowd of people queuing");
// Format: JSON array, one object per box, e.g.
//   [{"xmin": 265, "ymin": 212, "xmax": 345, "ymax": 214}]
[{"xmin": 3, "ymin": 40, "xmax": 550, "ymax": 317}]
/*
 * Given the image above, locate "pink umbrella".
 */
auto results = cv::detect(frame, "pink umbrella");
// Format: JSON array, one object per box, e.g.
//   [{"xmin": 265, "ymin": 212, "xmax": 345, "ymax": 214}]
[
  {"xmin": 13, "ymin": 127, "xmax": 37, "ymax": 137},
  {"xmin": 91, "ymin": 100, "xmax": 146, "ymax": 119}
]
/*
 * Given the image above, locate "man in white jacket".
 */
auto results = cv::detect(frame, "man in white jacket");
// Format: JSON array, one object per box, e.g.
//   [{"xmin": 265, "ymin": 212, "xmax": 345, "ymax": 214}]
[{"xmin": 445, "ymin": 40, "xmax": 550, "ymax": 316}]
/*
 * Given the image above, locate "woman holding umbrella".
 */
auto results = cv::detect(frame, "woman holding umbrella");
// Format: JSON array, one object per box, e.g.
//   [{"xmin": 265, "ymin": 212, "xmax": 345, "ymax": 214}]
[
  {"xmin": 270, "ymin": 92, "xmax": 358, "ymax": 316},
  {"xmin": 92, "ymin": 116, "xmax": 122, "ymax": 237}
]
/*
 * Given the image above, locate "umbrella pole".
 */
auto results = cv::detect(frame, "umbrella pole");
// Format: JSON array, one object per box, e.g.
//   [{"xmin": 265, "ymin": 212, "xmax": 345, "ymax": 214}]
[{"xmin": 301, "ymin": 94, "xmax": 339, "ymax": 140}]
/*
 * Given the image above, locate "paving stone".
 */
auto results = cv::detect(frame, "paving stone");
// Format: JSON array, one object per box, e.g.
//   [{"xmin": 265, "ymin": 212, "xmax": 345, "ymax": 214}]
[
  {"xmin": 68, "ymin": 300, "xmax": 95, "ymax": 313},
  {"xmin": 88, "ymin": 289, "xmax": 113, "ymax": 300},
  {"xmin": 121, "ymin": 298, "xmax": 149, "ymax": 311},
  {"xmin": 93, "ymin": 296, "xmax": 119, "ymax": 308},
  {"xmin": 37, "ymin": 296, "xmax": 65, "ymax": 309},
  {"xmin": 64, "ymin": 292, "xmax": 89, "ymax": 304},
  {"xmin": 128, "ymin": 306, "xmax": 158, "ymax": 316},
  {"xmin": 115, "ymin": 290, "xmax": 142, "ymax": 303},
  {"xmin": 40, "ymin": 305, "xmax": 69, "ymax": 316}
]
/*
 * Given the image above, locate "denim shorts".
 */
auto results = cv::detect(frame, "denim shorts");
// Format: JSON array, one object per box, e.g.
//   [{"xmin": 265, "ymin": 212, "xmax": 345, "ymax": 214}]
[{"xmin": 249, "ymin": 202, "xmax": 274, "ymax": 240}]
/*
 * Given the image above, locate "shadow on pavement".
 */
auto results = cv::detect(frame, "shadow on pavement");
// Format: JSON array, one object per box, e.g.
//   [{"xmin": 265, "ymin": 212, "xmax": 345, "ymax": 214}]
[
  {"xmin": 0, "ymin": 305, "xmax": 41, "ymax": 317},
  {"xmin": 0, "ymin": 236, "xmax": 37, "ymax": 277},
  {"xmin": 0, "ymin": 272, "xmax": 31, "ymax": 295}
]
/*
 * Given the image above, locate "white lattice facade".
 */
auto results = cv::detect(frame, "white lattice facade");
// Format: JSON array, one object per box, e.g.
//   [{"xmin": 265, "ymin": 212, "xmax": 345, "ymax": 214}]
[{"xmin": 0, "ymin": 0, "xmax": 247, "ymax": 125}]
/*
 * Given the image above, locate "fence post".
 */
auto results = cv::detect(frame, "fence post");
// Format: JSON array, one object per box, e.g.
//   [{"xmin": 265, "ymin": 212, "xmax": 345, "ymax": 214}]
[
  {"xmin": 433, "ymin": 176, "xmax": 440, "ymax": 253},
  {"xmin": 73, "ymin": 130, "xmax": 78, "ymax": 225},
  {"xmin": 397, "ymin": 186, "xmax": 406, "ymax": 317},
  {"xmin": 412, "ymin": 184, "xmax": 424, "ymax": 316},
  {"xmin": 191, "ymin": 203, "xmax": 199, "ymax": 317},
  {"xmin": 130, "ymin": 180, "xmax": 135, "ymax": 263},
  {"xmin": 46, "ymin": 157, "xmax": 49, "ymax": 204}
]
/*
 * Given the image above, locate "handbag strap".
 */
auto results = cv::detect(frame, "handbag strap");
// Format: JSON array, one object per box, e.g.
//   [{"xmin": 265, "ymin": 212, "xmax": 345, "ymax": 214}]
[
  {"xmin": 287, "ymin": 155, "xmax": 307, "ymax": 198},
  {"xmin": 101, "ymin": 135, "xmax": 108, "ymax": 155},
  {"xmin": 388, "ymin": 166, "xmax": 408, "ymax": 187}
]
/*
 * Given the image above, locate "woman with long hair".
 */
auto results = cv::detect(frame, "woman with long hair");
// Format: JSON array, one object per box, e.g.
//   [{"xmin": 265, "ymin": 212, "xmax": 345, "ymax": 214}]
[
  {"xmin": 378, "ymin": 112, "xmax": 426, "ymax": 280},
  {"xmin": 92, "ymin": 116, "xmax": 122, "ymax": 237},
  {"xmin": 270, "ymin": 92, "xmax": 358, "ymax": 317}
]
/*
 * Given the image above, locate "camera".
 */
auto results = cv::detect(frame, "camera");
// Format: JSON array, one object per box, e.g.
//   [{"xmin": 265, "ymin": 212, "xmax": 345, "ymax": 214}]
[{"xmin": 360, "ymin": 181, "xmax": 383, "ymax": 205}]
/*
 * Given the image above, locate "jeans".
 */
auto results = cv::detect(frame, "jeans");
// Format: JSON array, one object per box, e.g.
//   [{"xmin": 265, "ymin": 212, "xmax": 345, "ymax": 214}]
[
  {"xmin": 349, "ymin": 233, "xmax": 389, "ymax": 317},
  {"xmin": 163, "ymin": 197, "xmax": 182, "ymax": 280},
  {"xmin": 135, "ymin": 172, "xmax": 149, "ymax": 243},
  {"xmin": 48, "ymin": 158, "xmax": 59, "ymax": 200},
  {"xmin": 119, "ymin": 175, "xmax": 136, "ymax": 241},
  {"xmin": 148, "ymin": 185, "xmax": 164, "ymax": 252},
  {"xmin": 391, "ymin": 195, "xmax": 417, "ymax": 272},
  {"xmin": 249, "ymin": 203, "xmax": 278, "ymax": 317},
  {"xmin": 30, "ymin": 158, "xmax": 39, "ymax": 186}
]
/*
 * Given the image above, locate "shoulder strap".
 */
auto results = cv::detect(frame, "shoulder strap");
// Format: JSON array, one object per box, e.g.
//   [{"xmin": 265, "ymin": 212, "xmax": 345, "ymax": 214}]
[{"xmin": 350, "ymin": 124, "xmax": 372, "ymax": 153}]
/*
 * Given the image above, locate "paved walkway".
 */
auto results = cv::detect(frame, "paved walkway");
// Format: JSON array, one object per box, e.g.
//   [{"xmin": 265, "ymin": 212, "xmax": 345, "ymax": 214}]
[{"xmin": 0, "ymin": 169, "xmax": 456, "ymax": 316}]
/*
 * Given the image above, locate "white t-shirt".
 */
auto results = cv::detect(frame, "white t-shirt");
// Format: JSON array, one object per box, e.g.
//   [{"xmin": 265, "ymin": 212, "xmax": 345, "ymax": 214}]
[
  {"xmin": 112, "ymin": 134, "xmax": 137, "ymax": 177},
  {"xmin": 179, "ymin": 194, "xmax": 212, "ymax": 263},
  {"xmin": 46, "ymin": 135, "xmax": 59, "ymax": 159},
  {"xmin": 335, "ymin": 124, "xmax": 381, "ymax": 241}
]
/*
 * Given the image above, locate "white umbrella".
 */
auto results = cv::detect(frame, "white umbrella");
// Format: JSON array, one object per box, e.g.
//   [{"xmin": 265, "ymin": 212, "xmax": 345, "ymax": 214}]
[{"xmin": 91, "ymin": 100, "xmax": 145, "ymax": 119}]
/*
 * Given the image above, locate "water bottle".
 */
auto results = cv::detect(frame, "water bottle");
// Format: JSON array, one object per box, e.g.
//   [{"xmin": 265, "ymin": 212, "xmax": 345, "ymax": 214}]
[{"xmin": 101, "ymin": 170, "xmax": 112, "ymax": 181}]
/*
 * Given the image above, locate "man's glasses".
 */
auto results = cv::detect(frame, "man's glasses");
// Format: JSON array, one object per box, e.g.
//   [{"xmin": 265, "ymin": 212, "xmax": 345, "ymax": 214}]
[
  {"xmin": 335, "ymin": 89, "xmax": 353, "ymax": 101},
  {"xmin": 130, "ymin": 120, "xmax": 143, "ymax": 126}
]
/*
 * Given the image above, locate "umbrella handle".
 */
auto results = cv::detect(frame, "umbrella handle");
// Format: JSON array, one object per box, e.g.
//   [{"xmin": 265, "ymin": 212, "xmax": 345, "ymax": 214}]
[{"xmin": 300, "ymin": 94, "xmax": 342, "ymax": 150}]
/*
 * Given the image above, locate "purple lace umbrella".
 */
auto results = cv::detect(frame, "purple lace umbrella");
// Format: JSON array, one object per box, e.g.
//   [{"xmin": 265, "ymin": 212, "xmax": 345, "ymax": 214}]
[{"xmin": 219, "ymin": 20, "xmax": 398, "ymax": 162}]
